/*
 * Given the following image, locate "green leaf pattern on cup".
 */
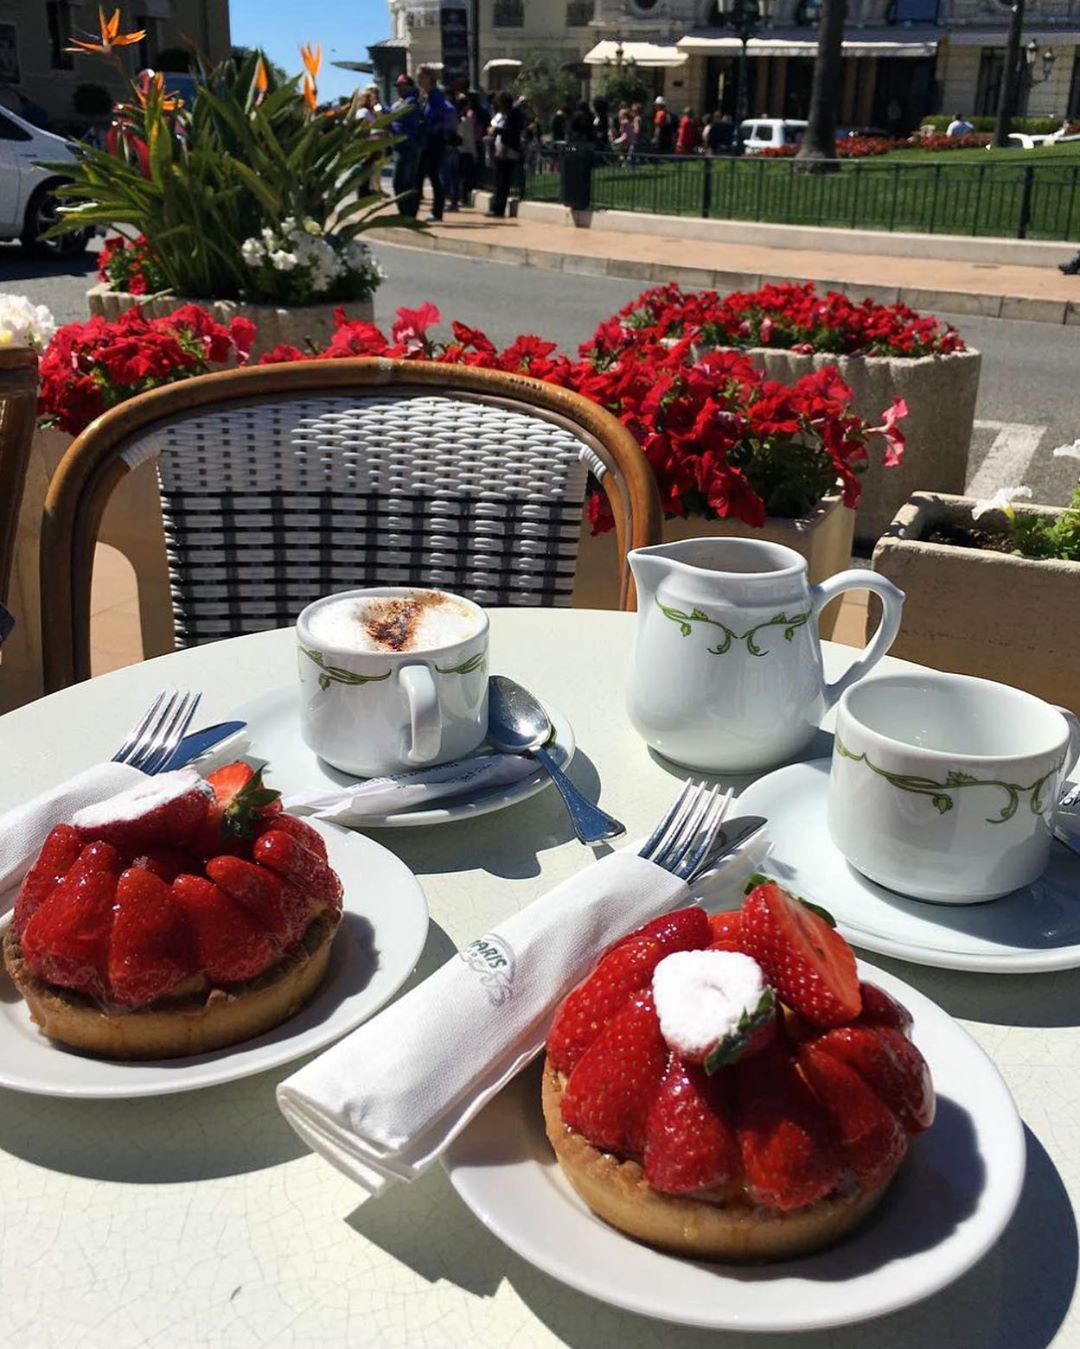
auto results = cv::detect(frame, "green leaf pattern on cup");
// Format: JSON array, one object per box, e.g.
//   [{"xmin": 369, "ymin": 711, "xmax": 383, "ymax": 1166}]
[
  {"xmin": 301, "ymin": 645, "xmax": 487, "ymax": 690},
  {"xmin": 656, "ymin": 599, "xmax": 810, "ymax": 657},
  {"xmin": 435, "ymin": 651, "xmax": 486, "ymax": 676},
  {"xmin": 835, "ymin": 734, "xmax": 1066, "ymax": 824}
]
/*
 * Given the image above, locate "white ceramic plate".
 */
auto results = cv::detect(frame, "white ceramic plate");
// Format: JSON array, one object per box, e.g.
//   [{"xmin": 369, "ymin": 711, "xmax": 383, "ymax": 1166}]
[
  {"xmin": 230, "ymin": 685, "xmax": 576, "ymax": 828},
  {"xmin": 0, "ymin": 819, "xmax": 428, "ymax": 1099},
  {"xmin": 444, "ymin": 961, "xmax": 1025, "ymax": 1333},
  {"xmin": 736, "ymin": 759, "xmax": 1080, "ymax": 973}
]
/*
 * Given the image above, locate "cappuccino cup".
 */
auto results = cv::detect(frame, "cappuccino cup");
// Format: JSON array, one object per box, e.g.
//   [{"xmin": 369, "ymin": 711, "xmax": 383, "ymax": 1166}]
[
  {"xmin": 297, "ymin": 587, "xmax": 489, "ymax": 777},
  {"xmin": 829, "ymin": 671, "xmax": 1080, "ymax": 904}
]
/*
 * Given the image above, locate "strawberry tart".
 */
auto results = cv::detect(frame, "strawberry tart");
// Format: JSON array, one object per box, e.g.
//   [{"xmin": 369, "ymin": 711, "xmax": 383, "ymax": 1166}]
[
  {"xmin": 542, "ymin": 879, "xmax": 934, "ymax": 1262},
  {"xmin": 3, "ymin": 763, "xmax": 344, "ymax": 1059}
]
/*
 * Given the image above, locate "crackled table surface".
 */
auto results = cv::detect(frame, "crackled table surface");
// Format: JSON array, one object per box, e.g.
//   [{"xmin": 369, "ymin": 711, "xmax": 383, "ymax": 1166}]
[{"xmin": 0, "ymin": 610, "xmax": 1076, "ymax": 1349}]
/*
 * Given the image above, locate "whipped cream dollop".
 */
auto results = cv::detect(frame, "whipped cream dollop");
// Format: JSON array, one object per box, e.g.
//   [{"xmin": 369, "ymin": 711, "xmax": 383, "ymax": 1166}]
[{"xmin": 652, "ymin": 949, "xmax": 769, "ymax": 1058}]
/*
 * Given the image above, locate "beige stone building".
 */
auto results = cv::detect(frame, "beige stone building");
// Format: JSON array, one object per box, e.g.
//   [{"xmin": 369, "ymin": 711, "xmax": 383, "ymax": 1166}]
[
  {"xmin": 384, "ymin": 0, "xmax": 1080, "ymax": 131},
  {"xmin": 0, "ymin": 1, "xmax": 231, "ymax": 128}
]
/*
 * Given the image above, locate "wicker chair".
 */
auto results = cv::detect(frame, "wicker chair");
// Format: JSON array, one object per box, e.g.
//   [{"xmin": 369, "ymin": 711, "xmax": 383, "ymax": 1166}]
[
  {"xmin": 41, "ymin": 358, "xmax": 661, "ymax": 692},
  {"xmin": 0, "ymin": 348, "xmax": 40, "ymax": 608}
]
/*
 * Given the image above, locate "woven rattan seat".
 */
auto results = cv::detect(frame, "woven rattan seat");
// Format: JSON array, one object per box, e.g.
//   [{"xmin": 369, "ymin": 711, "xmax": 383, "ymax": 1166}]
[{"xmin": 42, "ymin": 358, "xmax": 660, "ymax": 691}]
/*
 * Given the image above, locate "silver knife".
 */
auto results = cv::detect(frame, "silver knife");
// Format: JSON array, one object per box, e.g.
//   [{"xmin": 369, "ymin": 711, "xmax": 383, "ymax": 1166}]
[
  {"xmin": 157, "ymin": 721, "xmax": 247, "ymax": 773},
  {"xmin": 692, "ymin": 815, "xmax": 768, "ymax": 878}
]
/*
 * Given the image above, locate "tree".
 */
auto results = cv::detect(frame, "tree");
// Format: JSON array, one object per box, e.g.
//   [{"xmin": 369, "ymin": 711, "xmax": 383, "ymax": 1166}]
[
  {"xmin": 795, "ymin": 0, "xmax": 845, "ymax": 169},
  {"xmin": 600, "ymin": 65, "xmax": 651, "ymax": 110},
  {"xmin": 992, "ymin": 0, "xmax": 1025, "ymax": 149},
  {"xmin": 230, "ymin": 46, "xmax": 290, "ymax": 87},
  {"xmin": 512, "ymin": 55, "xmax": 581, "ymax": 126}
]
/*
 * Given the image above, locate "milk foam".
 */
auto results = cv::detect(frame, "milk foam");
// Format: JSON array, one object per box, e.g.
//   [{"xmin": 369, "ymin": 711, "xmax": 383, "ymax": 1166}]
[{"xmin": 307, "ymin": 591, "xmax": 482, "ymax": 654}]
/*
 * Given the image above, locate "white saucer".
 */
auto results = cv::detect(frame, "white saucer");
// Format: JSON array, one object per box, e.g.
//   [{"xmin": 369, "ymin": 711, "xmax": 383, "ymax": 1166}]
[
  {"xmin": 230, "ymin": 685, "xmax": 576, "ymax": 828},
  {"xmin": 0, "ymin": 819, "xmax": 428, "ymax": 1098},
  {"xmin": 737, "ymin": 759, "xmax": 1080, "ymax": 973},
  {"xmin": 444, "ymin": 960, "xmax": 1024, "ymax": 1334}
]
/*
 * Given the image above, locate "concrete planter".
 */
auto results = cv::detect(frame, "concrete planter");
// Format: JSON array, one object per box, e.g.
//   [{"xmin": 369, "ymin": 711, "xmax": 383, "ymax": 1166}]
[
  {"xmin": 86, "ymin": 285, "xmax": 375, "ymax": 361},
  {"xmin": 870, "ymin": 492, "xmax": 1080, "ymax": 715},
  {"xmin": 693, "ymin": 344, "xmax": 982, "ymax": 547},
  {"xmin": 573, "ymin": 493, "xmax": 855, "ymax": 638}
]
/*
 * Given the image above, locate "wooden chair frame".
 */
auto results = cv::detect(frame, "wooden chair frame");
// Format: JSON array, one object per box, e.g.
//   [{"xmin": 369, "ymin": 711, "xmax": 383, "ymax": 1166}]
[{"xmin": 0, "ymin": 348, "xmax": 40, "ymax": 607}]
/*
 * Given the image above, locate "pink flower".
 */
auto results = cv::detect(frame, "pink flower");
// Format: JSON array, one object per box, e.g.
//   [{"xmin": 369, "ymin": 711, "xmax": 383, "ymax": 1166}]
[
  {"xmin": 391, "ymin": 302, "xmax": 441, "ymax": 352},
  {"xmin": 869, "ymin": 397, "xmax": 908, "ymax": 467}
]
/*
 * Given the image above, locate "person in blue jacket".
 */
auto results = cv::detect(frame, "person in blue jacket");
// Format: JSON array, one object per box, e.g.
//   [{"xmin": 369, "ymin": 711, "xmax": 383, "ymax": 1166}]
[
  {"xmin": 416, "ymin": 65, "xmax": 453, "ymax": 222},
  {"xmin": 390, "ymin": 73, "xmax": 424, "ymax": 218}
]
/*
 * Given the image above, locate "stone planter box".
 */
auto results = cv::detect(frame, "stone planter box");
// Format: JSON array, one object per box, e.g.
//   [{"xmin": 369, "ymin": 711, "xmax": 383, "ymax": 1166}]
[
  {"xmin": 870, "ymin": 491, "xmax": 1080, "ymax": 715},
  {"xmin": 693, "ymin": 344, "xmax": 982, "ymax": 547},
  {"xmin": 573, "ymin": 493, "xmax": 855, "ymax": 639},
  {"xmin": 86, "ymin": 284, "xmax": 375, "ymax": 361}
]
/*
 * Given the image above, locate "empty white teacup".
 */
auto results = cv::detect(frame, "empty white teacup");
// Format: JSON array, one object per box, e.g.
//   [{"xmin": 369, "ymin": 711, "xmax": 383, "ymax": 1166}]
[
  {"xmin": 828, "ymin": 671, "xmax": 1080, "ymax": 904},
  {"xmin": 297, "ymin": 587, "xmax": 489, "ymax": 777}
]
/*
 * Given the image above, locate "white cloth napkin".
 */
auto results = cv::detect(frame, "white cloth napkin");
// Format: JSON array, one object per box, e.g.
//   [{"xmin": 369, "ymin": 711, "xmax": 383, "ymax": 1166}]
[
  {"xmin": 276, "ymin": 850, "xmax": 693, "ymax": 1194},
  {"xmin": 281, "ymin": 752, "xmax": 538, "ymax": 823},
  {"xmin": 0, "ymin": 763, "xmax": 145, "ymax": 905}
]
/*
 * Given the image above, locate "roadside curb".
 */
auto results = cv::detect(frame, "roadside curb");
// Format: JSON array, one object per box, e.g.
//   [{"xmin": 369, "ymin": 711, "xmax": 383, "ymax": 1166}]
[{"xmin": 370, "ymin": 227, "xmax": 1080, "ymax": 326}]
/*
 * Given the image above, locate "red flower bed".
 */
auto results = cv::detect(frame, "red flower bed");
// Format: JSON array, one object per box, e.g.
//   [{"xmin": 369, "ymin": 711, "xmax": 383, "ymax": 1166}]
[{"xmin": 98, "ymin": 234, "xmax": 169, "ymax": 297}]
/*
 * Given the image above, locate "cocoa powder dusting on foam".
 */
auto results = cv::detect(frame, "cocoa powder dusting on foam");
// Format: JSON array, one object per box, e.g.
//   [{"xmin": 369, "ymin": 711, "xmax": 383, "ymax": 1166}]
[{"xmin": 356, "ymin": 592, "xmax": 443, "ymax": 652}]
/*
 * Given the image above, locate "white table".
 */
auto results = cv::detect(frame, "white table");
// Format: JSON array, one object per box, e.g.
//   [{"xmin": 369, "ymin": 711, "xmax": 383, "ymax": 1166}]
[{"xmin": 1, "ymin": 610, "xmax": 1076, "ymax": 1349}]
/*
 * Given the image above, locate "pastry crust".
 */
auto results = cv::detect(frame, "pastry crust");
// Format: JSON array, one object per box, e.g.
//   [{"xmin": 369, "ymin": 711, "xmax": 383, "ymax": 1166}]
[
  {"xmin": 3, "ymin": 912, "xmax": 340, "ymax": 1060},
  {"xmin": 542, "ymin": 1055, "xmax": 893, "ymax": 1262}
]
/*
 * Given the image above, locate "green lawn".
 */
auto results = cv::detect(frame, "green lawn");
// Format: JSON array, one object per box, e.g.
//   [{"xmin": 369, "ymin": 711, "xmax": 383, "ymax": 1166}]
[{"xmin": 526, "ymin": 144, "xmax": 1080, "ymax": 240}]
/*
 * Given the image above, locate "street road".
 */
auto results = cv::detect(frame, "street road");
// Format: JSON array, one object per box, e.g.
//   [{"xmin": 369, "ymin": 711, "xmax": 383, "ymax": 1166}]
[{"xmin": 4, "ymin": 238, "xmax": 1078, "ymax": 510}]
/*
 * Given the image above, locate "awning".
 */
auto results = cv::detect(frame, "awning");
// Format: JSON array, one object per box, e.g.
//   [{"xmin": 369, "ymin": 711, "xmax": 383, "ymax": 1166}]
[
  {"xmin": 482, "ymin": 58, "xmax": 523, "ymax": 73},
  {"xmin": 944, "ymin": 27, "xmax": 1080, "ymax": 46},
  {"xmin": 677, "ymin": 29, "xmax": 938, "ymax": 58},
  {"xmin": 584, "ymin": 41, "xmax": 689, "ymax": 69}
]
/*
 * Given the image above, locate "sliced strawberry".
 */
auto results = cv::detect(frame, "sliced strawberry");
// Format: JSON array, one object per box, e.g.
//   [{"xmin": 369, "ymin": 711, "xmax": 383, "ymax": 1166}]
[
  {"xmin": 560, "ymin": 990, "xmax": 668, "ymax": 1157},
  {"xmin": 253, "ymin": 829, "xmax": 342, "ymax": 911},
  {"xmin": 644, "ymin": 1053, "xmax": 743, "ymax": 1195},
  {"xmin": 72, "ymin": 770, "xmax": 211, "ymax": 856},
  {"xmin": 255, "ymin": 811, "xmax": 327, "ymax": 861},
  {"xmin": 107, "ymin": 868, "xmax": 197, "ymax": 1007},
  {"xmin": 170, "ymin": 874, "xmax": 279, "ymax": 984},
  {"xmin": 813, "ymin": 1025, "xmax": 934, "ymax": 1134},
  {"xmin": 547, "ymin": 907, "xmax": 710, "ymax": 1074},
  {"xmin": 20, "ymin": 869, "xmax": 118, "ymax": 998},
  {"xmin": 856, "ymin": 982, "xmax": 914, "ymax": 1036},
  {"xmin": 706, "ymin": 909, "xmax": 743, "ymax": 952},
  {"xmin": 205, "ymin": 855, "xmax": 311, "ymax": 946},
  {"xmin": 733, "ymin": 1040, "xmax": 842, "ymax": 1211},
  {"xmin": 130, "ymin": 847, "xmax": 200, "ymax": 885},
  {"xmin": 12, "ymin": 824, "xmax": 84, "ymax": 936},
  {"xmin": 740, "ymin": 881, "xmax": 861, "ymax": 1028},
  {"xmin": 799, "ymin": 1042, "xmax": 909, "ymax": 1190},
  {"xmin": 189, "ymin": 763, "xmax": 282, "ymax": 858}
]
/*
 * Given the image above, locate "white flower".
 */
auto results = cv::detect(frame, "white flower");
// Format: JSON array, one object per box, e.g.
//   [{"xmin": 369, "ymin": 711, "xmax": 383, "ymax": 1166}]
[
  {"xmin": 302, "ymin": 217, "xmax": 322, "ymax": 236},
  {"xmin": 269, "ymin": 250, "xmax": 299, "ymax": 272},
  {"xmin": 0, "ymin": 293, "xmax": 56, "ymax": 349},
  {"xmin": 240, "ymin": 237, "xmax": 266, "ymax": 266},
  {"xmin": 971, "ymin": 485, "xmax": 1033, "ymax": 520},
  {"xmin": 1053, "ymin": 440, "xmax": 1080, "ymax": 460}
]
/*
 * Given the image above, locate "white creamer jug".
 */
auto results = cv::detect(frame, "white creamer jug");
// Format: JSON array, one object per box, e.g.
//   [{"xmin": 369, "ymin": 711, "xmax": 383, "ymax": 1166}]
[{"xmin": 627, "ymin": 537, "xmax": 904, "ymax": 773}]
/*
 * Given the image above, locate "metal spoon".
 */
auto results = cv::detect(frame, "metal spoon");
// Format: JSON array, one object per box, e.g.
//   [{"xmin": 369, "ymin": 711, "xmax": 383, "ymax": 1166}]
[{"xmin": 487, "ymin": 675, "xmax": 626, "ymax": 844}]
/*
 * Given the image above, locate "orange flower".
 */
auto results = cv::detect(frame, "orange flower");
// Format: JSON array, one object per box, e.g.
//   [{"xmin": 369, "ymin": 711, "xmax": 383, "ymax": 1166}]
[
  {"xmin": 303, "ymin": 75, "xmax": 318, "ymax": 112},
  {"xmin": 67, "ymin": 6, "xmax": 146, "ymax": 55},
  {"xmin": 299, "ymin": 42, "xmax": 322, "ymax": 80},
  {"xmin": 133, "ymin": 71, "xmax": 183, "ymax": 112},
  {"xmin": 254, "ymin": 56, "xmax": 268, "ymax": 94}
]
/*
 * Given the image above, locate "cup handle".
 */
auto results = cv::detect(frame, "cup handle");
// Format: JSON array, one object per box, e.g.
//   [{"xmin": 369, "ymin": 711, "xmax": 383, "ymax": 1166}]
[
  {"xmin": 1053, "ymin": 706, "xmax": 1080, "ymax": 780},
  {"xmin": 810, "ymin": 569, "xmax": 906, "ymax": 711},
  {"xmin": 400, "ymin": 664, "xmax": 442, "ymax": 765}
]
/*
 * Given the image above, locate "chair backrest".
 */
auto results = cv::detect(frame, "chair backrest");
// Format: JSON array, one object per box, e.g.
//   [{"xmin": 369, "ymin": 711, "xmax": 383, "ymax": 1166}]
[
  {"xmin": 0, "ymin": 348, "xmax": 39, "ymax": 607},
  {"xmin": 42, "ymin": 358, "xmax": 660, "ymax": 690}
]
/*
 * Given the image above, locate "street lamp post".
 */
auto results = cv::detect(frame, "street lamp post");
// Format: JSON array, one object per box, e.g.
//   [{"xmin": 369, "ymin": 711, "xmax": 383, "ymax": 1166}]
[{"xmin": 714, "ymin": 0, "xmax": 775, "ymax": 127}]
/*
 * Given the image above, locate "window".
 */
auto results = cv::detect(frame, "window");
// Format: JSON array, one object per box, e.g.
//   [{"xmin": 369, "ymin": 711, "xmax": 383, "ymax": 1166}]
[
  {"xmin": 886, "ymin": 0, "xmax": 940, "ymax": 23},
  {"xmin": 493, "ymin": 0, "xmax": 524, "ymax": 26},
  {"xmin": 47, "ymin": 3, "xmax": 74, "ymax": 71},
  {"xmin": 0, "ymin": 110, "xmax": 31, "ymax": 141},
  {"xmin": 566, "ymin": 0, "xmax": 595, "ymax": 24},
  {"xmin": 975, "ymin": 49, "xmax": 1006, "ymax": 118}
]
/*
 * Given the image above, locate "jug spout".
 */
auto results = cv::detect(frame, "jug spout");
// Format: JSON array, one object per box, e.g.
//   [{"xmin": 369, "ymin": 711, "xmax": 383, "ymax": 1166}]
[{"xmin": 627, "ymin": 543, "xmax": 681, "ymax": 607}]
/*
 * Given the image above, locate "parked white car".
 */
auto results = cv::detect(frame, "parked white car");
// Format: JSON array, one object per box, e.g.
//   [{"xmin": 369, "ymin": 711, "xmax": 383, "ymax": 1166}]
[
  {"xmin": 0, "ymin": 105, "xmax": 91, "ymax": 256},
  {"xmin": 738, "ymin": 118, "xmax": 808, "ymax": 154}
]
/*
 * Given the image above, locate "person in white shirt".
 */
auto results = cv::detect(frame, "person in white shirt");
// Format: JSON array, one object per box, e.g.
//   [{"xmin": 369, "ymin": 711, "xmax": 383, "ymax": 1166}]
[{"xmin": 946, "ymin": 113, "xmax": 975, "ymax": 138}]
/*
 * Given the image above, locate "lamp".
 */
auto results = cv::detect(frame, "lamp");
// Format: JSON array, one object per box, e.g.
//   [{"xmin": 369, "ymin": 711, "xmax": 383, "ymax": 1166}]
[
  {"xmin": 1025, "ymin": 39, "xmax": 1056, "ymax": 82},
  {"xmin": 714, "ymin": 0, "xmax": 773, "ymax": 126}
]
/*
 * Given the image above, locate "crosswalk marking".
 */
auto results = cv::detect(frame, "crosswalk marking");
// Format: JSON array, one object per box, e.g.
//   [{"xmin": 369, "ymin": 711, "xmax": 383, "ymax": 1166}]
[{"xmin": 966, "ymin": 420, "xmax": 1047, "ymax": 497}]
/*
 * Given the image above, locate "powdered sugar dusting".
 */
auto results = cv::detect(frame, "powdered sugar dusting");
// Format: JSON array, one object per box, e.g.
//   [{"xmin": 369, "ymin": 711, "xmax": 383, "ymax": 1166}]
[{"xmin": 72, "ymin": 769, "xmax": 207, "ymax": 830}]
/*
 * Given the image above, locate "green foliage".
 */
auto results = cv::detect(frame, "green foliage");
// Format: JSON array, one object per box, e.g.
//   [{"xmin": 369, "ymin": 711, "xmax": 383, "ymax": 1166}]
[
  {"xmin": 600, "ymin": 66, "xmax": 651, "ymax": 110},
  {"xmin": 511, "ymin": 55, "xmax": 581, "ymax": 126},
  {"xmin": 920, "ymin": 114, "xmax": 1067, "ymax": 135},
  {"xmin": 47, "ymin": 50, "xmax": 412, "ymax": 301},
  {"xmin": 1008, "ymin": 484, "xmax": 1080, "ymax": 562},
  {"xmin": 72, "ymin": 83, "xmax": 112, "ymax": 118},
  {"xmin": 230, "ymin": 46, "xmax": 290, "ymax": 87}
]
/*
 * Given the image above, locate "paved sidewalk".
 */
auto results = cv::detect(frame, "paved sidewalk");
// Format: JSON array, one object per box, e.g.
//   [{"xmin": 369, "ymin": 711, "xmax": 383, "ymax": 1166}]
[{"xmin": 372, "ymin": 209, "xmax": 1080, "ymax": 324}]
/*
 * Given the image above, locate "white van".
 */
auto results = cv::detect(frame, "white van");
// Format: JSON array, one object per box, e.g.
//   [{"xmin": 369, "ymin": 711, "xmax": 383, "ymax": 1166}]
[
  {"xmin": 0, "ymin": 105, "xmax": 91, "ymax": 257},
  {"xmin": 739, "ymin": 118, "xmax": 808, "ymax": 155}
]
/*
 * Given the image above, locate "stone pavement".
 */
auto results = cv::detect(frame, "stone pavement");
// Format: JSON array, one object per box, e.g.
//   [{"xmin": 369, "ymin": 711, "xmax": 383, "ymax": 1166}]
[{"xmin": 371, "ymin": 208, "xmax": 1080, "ymax": 325}]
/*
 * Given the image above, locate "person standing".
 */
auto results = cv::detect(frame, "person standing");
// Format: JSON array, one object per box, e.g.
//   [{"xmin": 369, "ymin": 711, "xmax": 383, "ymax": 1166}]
[
  {"xmin": 676, "ymin": 107, "xmax": 701, "ymax": 154},
  {"xmin": 390, "ymin": 73, "xmax": 424, "ymax": 217},
  {"xmin": 653, "ymin": 95, "xmax": 676, "ymax": 153},
  {"xmin": 456, "ymin": 93, "xmax": 479, "ymax": 206},
  {"xmin": 415, "ymin": 64, "xmax": 452, "ymax": 222},
  {"xmin": 486, "ymin": 90, "xmax": 524, "ymax": 219},
  {"xmin": 705, "ymin": 110, "xmax": 735, "ymax": 155},
  {"xmin": 551, "ymin": 103, "xmax": 569, "ymax": 143}
]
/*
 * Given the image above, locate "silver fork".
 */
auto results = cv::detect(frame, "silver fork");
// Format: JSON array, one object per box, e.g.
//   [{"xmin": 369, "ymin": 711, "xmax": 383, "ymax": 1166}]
[
  {"xmin": 639, "ymin": 781, "xmax": 735, "ymax": 882},
  {"xmin": 111, "ymin": 690, "xmax": 201, "ymax": 775}
]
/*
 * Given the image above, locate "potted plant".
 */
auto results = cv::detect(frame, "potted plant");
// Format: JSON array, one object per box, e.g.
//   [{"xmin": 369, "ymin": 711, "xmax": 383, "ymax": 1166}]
[
  {"xmin": 599, "ymin": 283, "xmax": 981, "ymax": 547},
  {"xmin": 47, "ymin": 20, "xmax": 409, "ymax": 358},
  {"xmin": 870, "ymin": 483, "xmax": 1080, "ymax": 715}
]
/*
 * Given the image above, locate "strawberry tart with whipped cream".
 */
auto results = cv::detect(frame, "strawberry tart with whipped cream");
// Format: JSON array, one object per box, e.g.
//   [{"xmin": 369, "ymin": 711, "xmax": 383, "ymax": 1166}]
[
  {"xmin": 542, "ymin": 879, "xmax": 934, "ymax": 1261},
  {"xmin": 3, "ymin": 763, "xmax": 343, "ymax": 1059}
]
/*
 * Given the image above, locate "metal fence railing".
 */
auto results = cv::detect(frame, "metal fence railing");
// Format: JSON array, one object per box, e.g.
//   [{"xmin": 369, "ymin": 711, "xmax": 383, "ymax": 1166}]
[{"xmin": 523, "ymin": 147, "xmax": 1080, "ymax": 241}]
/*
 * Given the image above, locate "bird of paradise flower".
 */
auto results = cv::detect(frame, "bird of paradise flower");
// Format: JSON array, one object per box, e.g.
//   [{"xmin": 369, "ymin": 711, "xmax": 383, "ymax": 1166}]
[{"xmin": 67, "ymin": 7, "xmax": 145, "ymax": 57}]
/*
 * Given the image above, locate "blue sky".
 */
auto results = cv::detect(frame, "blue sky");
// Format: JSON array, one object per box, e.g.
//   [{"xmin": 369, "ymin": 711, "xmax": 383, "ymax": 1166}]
[{"xmin": 230, "ymin": 0, "xmax": 390, "ymax": 103}]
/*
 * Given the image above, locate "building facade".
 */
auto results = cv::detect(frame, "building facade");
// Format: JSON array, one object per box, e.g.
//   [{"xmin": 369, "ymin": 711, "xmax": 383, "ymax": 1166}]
[
  {"xmin": 384, "ymin": 0, "xmax": 1080, "ymax": 131},
  {"xmin": 0, "ymin": 1, "xmax": 231, "ymax": 129}
]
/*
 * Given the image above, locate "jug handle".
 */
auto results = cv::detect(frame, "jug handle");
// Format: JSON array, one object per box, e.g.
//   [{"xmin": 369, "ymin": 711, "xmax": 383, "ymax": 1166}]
[{"xmin": 810, "ymin": 570, "xmax": 905, "ymax": 711}]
